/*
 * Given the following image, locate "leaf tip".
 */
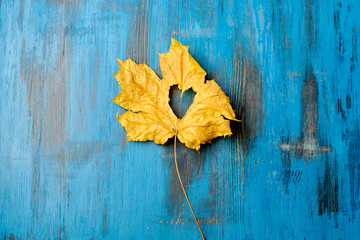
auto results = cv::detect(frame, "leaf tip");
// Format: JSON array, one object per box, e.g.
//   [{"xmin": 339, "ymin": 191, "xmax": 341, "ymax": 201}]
[
  {"xmin": 141, "ymin": 59, "xmax": 147, "ymax": 65},
  {"xmin": 125, "ymin": 57, "xmax": 134, "ymax": 64},
  {"xmin": 170, "ymin": 37, "xmax": 178, "ymax": 43},
  {"xmin": 115, "ymin": 57, "xmax": 122, "ymax": 64},
  {"xmin": 171, "ymin": 37, "xmax": 189, "ymax": 49}
]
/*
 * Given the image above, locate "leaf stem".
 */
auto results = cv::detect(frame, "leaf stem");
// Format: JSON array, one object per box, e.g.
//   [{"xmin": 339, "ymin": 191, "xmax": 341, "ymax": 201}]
[{"xmin": 174, "ymin": 136, "xmax": 206, "ymax": 240}]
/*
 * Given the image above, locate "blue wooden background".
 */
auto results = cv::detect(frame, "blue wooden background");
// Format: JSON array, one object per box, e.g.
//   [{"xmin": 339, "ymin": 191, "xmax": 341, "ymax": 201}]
[{"xmin": 1, "ymin": 0, "xmax": 360, "ymax": 239}]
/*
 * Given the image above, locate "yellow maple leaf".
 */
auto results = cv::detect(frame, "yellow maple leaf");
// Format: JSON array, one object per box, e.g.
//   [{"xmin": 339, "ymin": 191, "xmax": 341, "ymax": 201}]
[
  {"xmin": 112, "ymin": 38, "xmax": 238, "ymax": 240},
  {"xmin": 113, "ymin": 38, "xmax": 237, "ymax": 151}
]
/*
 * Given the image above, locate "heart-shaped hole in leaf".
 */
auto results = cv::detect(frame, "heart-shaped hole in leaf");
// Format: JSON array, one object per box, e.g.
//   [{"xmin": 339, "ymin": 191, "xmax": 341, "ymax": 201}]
[{"xmin": 169, "ymin": 86, "xmax": 196, "ymax": 119}]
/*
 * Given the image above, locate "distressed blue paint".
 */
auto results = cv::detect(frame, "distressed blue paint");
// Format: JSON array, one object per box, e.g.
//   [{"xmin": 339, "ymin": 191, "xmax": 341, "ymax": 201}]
[{"xmin": 1, "ymin": 0, "xmax": 360, "ymax": 239}]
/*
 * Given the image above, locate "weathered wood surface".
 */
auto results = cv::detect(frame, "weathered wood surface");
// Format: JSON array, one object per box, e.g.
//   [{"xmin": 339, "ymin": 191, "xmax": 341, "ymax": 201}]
[{"xmin": 1, "ymin": 0, "xmax": 359, "ymax": 239}]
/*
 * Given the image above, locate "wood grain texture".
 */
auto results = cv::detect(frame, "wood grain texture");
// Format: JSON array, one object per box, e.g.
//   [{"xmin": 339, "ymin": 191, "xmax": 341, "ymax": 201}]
[{"xmin": 1, "ymin": 0, "xmax": 359, "ymax": 239}]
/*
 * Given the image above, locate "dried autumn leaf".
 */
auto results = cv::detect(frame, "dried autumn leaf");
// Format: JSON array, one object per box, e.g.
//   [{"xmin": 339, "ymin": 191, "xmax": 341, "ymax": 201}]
[
  {"xmin": 113, "ymin": 38, "xmax": 237, "ymax": 151},
  {"xmin": 112, "ymin": 38, "xmax": 239, "ymax": 240}
]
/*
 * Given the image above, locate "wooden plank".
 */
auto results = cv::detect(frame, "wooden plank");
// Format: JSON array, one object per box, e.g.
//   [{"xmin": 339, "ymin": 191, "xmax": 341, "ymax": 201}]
[{"xmin": 0, "ymin": 0, "xmax": 359, "ymax": 239}]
